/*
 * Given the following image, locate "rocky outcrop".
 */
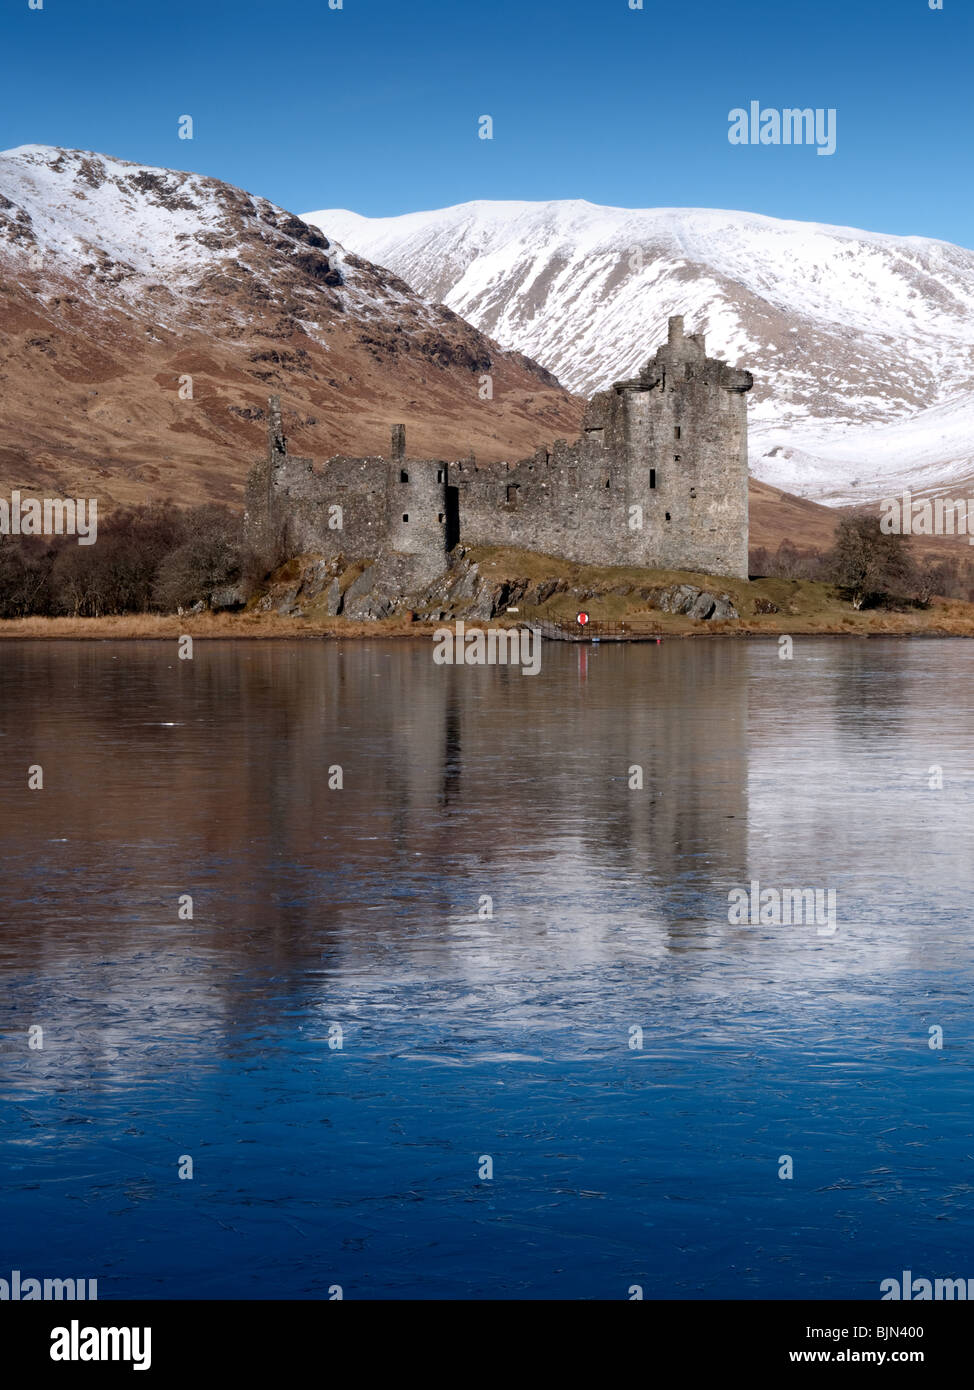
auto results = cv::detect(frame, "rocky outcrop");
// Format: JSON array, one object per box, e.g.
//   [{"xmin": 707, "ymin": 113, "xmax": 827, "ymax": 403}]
[
  {"xmin": 341, "ymin": 567, "xmax": 395, "ymax": 621},
  {"xmin": 249, "ymin": 552, "xmax": 741, "ymax": 625},
  {"xmin": 648, "ymin": 584, "xmax": 739, "ymax": 621},
  {"xmin": 254, "ymin": 554, "xmax": 346, "ymax": 616},
  {"xmin": 209, "ymin": 581, "xmax": 249, "ymax": 612}
]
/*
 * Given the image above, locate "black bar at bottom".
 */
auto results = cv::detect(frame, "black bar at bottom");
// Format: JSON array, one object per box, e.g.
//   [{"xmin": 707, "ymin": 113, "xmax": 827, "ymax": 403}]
[{"xmin": 0, "ymin": 1300, "xmax": 958, "ymax": 1376}]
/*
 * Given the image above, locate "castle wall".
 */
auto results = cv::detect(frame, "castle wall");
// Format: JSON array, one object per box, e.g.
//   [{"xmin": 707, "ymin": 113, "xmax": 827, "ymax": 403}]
[
  {"xmin": 244, "ymin": 319, "xmax": 753, "ymax": 586},
  {"xmin": 451, "ymin": 438, "xmax": 627, "ymax": 566},
  {"xmin": 246, "ymin": 448, "xmax": 386, "ymax": 559}
]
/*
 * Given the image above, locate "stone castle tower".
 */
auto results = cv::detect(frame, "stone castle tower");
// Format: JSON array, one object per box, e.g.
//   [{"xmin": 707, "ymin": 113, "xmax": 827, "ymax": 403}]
[
  {"xmin": 582, "ymin": 314, "xmax": 753, "ymax": 575},
  {"xmin": 245, "ymin": 317, "xmax": 753, "ymax": 583}
]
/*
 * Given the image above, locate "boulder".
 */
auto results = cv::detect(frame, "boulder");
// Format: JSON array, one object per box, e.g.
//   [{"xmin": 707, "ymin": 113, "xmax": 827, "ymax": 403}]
[
  {"xmin": 689, "ymin": 591, "xmax": 717, "ymax": 620},
  {"xmin": 526, "ymin": 578, "xmax": 565, "ymax": 605},
  {"xmin": 325, "ymin": 577, "xmax": 343, "ymax": 616},
  {"xmin": 273, "ymin": 584, "xmax": 302, "ymax": 616},
  {"xmin": 210, "ymin": 582, "xmax": 248, "ymax": 612},
  {"xmin": 653, "ymin": 584, "xmax": 699, "ymax": 614},
  {"xmin": 466, "ymin": 582, "xmax": 498, "ymax": 621},
  {"xmin": 650, "ymin": 584, "xmax": 739, "ymax": 620},
  {"xmin": 709, "ymin": 596, "xmax": 739, "ymax": 620},
  {"xmin": 341, "ymin": 567, "xmax": 394, "ymax": 620},
  {"xmin": 301, "ymin": 557, "xmax": 336, "ymax": 601},
  {"xmin": 449, "ymin": 563, "xmax": 480, "ymax": 602}
]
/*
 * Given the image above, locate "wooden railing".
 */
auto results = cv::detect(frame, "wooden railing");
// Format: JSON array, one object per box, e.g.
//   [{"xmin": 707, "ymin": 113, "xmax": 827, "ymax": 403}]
[{"xmin": 536, "ymin": 619, "xmax": 662, "ymax": 642}]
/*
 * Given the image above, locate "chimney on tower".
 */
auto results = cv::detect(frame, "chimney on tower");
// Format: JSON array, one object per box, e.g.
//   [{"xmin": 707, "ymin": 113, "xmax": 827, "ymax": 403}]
[{"xmin": 267, "ymin": 395, "xmax": 286, "ymax": 457}]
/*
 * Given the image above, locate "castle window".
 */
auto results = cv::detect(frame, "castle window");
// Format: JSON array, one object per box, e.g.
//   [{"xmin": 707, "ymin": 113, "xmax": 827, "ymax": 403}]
[
  {"xmin": 603, "ymin": 476, "xmax": 610, "ymax": 490},
  {"xmin": 674, "ymin": 426, "xmax": 681, "ymax": 440},
  {"xmin": 665, "ymin": 512, "xmax": 671, "ymax": 521},
  {"xmin": 437, "ymin": 513, "xmax": 445, "ymax": 524},
  {"xmin": 674, "ymin": 455, "xmax": 681, "ymax": 463},
  {"xmin": 649, "ymin": 469, "xmax": 656, "ymax": 489},
  {"xmin": 436, "ymin": 469, "xmax": 445, "ymax": 483},
  {"xmin": 689, "ymin": 488, "xmax": 697, "ymax": 499},
  {"xmin": 402, "ymin": 513, "xmax": 409, "ymax": 522},
  {"xmin": 399, "ymin": 470, "xmax": 409, "ymax": 483},
  {"xmin": 506, "ymin": 484, "xmax": 520, "ymax": 504}
]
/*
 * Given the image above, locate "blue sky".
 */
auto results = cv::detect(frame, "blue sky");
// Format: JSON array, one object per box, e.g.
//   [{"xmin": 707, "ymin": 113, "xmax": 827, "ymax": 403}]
[{"xmin": 3, "ymin": 0, "xmax": 972, "ymax": 245}]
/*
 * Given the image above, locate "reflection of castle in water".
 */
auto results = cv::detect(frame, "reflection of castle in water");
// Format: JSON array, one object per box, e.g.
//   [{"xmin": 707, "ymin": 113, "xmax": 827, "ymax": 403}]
[
  {"xmin": 9, "ymin": 640, "xmax": 974, "ymax": 1051},
  {"xmin": 6, "ymin": 642, "xmax": 751, "ymax": 980},
  {"xmin": 226, "ymin": 641, "xmax": 750, "ymax": 882},
  {"xmin": 200, "ymin": 641, "xmax": 752, "ymax": 942}
]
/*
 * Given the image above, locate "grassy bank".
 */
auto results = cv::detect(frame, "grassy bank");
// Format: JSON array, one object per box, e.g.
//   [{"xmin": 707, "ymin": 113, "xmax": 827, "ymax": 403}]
[
  {"xmin": 2, "ymin": 608, "xmax": 973, "ymax": 640},
  {"xmin": 0, "ymin": 612, "xmax": 429, "ymax": 640},
  {"xmin": 2, "ymin": 547, "xmax": 974, "ymax": 638},
  {"xmin": 463, "ymin": 547, "xmax": 974, "ymax": 637}
]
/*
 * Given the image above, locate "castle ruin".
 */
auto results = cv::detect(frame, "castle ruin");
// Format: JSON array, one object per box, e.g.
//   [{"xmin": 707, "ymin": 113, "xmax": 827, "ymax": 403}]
[{"xmin": 245, "ymin": 317, "xmax": 753, "ymax": 586}]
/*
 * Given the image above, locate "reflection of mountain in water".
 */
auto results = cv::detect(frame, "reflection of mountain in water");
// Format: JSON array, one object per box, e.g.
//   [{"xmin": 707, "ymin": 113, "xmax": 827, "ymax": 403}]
[{"xmin": 4, "ymin": 638, "xmax": 974, "ymax": 1058}]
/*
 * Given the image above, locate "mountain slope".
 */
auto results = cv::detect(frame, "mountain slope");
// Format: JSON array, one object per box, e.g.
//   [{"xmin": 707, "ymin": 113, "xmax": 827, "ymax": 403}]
[
  {"xmin": 0, "ymin": 148, "xmax": 581, "ymax": 509},
  {"xmin": 303, "ymin": 199, "xmax": 974, "ymax": 505}
]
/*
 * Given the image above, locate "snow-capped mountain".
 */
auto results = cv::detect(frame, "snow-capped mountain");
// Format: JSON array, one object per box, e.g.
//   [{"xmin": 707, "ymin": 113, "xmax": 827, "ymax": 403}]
[
  {"xmin": 0, "ymin": 148, "xmax": 577, "ymax": 508},
  {"xmin": 302, "ymin": 199, "xmax": 974, "ymax": 505}
]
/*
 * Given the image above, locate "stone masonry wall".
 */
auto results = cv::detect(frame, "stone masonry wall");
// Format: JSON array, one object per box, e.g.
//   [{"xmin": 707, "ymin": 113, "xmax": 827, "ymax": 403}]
[{"xmin": 244, "ymin": 319, "xmax": 753, "ymax": 585}]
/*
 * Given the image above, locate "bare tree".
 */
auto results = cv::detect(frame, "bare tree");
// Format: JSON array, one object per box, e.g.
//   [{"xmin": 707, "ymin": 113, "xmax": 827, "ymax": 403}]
[{"xmin": 826, "ymin": 514, "xmax": 916, "ymax": 609}]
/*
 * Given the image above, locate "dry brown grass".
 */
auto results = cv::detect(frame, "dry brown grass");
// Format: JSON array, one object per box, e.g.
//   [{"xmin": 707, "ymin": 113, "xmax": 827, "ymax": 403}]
[
  {"xmin": 0, "ymin": 612, "xmax": 439, "ymax": 640},
  {"xmin": 4, "ymin": 605, "xmax": 974, "ymax": 642}
]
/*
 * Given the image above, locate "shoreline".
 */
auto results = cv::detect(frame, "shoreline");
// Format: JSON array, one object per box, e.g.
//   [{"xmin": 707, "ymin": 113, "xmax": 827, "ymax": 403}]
[
  {"xmin": 2, "ymin": 613, "xmax": 974, "ymax": 640},
  {"xmin": 6, "ymin": 547, "xmax": 974, "ymax": 642}
]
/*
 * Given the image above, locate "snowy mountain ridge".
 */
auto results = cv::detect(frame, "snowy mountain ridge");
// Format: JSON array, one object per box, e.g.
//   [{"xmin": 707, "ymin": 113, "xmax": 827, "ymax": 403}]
[
  {"xmin": 302, "ymin": 199, "xmax": 974, "ymax": 505},
  {"xmin": 0, "ymin": 144, "xmax": 452, "ymax": 342}
]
